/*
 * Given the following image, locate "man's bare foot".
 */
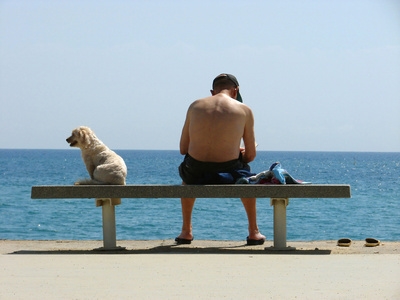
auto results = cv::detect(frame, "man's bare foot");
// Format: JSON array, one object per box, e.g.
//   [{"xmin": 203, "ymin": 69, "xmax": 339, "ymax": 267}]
[{"xmin": 249, "ymin": 231, "xmax": 266, "ymax": 240}]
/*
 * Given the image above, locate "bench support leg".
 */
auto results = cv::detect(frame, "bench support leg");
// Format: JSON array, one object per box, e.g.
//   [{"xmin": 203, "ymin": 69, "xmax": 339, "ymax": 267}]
[
  {"xmin": 266, "ymin": 198, "xmax": 296, "ymax": 251},
  {"xmin": 95, "ymin": 198, "xmax": 125, "ymax": 251}
]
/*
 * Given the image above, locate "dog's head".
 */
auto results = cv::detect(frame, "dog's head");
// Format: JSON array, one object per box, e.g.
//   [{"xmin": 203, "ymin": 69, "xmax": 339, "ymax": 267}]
[{"xmin": 66, "ymin": 126, "xmax": 96, "ymax": 148}]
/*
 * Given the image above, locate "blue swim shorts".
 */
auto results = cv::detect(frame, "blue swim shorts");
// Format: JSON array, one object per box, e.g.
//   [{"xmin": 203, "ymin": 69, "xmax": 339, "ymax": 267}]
[{"xmin": 178, "ymin": 154, "xmax": 255, "ymax": 184}]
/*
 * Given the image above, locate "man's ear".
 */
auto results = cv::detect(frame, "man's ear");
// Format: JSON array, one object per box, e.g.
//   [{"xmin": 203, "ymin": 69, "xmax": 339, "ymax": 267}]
[{"xmin": 232, "ymin": 87, "xmax": 239, "ymax": 100}]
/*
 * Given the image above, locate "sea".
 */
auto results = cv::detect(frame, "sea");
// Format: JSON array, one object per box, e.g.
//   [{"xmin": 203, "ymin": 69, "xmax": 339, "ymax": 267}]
[{"xmin": 0, "ymin": 149, "xmax": 399, "ymax": 242}]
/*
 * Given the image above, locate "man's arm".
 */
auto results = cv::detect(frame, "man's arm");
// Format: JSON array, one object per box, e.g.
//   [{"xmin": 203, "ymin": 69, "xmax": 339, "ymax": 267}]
[
  {"xmin": 179, "ymin": 108, "xmax": 191, "ymax": 155},
  {"xmin": 241, "ymin": 107, "xmax": 256, "ymax": 163}
]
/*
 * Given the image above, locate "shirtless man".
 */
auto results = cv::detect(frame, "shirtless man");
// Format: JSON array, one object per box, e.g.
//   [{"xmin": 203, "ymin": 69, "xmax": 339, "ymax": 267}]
[{"xmin": 176, "ymin": 73, "xmax": 266, "ymax": 245}]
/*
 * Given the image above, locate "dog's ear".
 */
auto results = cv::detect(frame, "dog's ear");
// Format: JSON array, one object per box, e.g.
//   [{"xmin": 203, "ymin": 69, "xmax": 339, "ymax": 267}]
[{"xmin": 79, "ymin": 128, "xmax": 87, "ymax": 144}]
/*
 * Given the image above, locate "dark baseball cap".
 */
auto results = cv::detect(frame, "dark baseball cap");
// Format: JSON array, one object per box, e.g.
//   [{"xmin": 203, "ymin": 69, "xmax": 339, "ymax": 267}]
[{"xmin": 212, "ymin": 73, "xmax": 243, "ymax": 102}]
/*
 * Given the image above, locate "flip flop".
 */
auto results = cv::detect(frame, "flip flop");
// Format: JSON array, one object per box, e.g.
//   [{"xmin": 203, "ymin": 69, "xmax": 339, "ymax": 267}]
[
  {"xmin": 175, "ymin": 237, "xmax": 193, "ymax": 245},
  {"xmin": 246, "ymin": 236, "xmax": 265, "ymax": 246},
  {"xmin": 337, "ymin": 238, "xmax": 352, "ymax": 247},
  {"xmin": 365, "ymin": 238, "xmax": 380, "ymax": 247}
]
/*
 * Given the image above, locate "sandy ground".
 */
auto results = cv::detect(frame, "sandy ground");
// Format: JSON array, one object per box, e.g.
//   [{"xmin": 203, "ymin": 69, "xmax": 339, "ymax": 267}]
[{"xmin": 1, "ymin": 240, "xmax": 400, "ymax": 299}]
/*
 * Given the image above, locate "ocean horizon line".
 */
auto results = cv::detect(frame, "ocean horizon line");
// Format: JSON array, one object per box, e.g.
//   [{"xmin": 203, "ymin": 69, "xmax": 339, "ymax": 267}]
[{"xmin": 1, "ymin": 148, "xmax": 399, "ymax": 154}]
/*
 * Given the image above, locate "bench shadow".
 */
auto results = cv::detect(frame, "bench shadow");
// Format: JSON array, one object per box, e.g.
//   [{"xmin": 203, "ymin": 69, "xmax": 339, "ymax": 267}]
[{"xmin": 10, "ymin": 244, "xmax": 331, "ymax": 255}]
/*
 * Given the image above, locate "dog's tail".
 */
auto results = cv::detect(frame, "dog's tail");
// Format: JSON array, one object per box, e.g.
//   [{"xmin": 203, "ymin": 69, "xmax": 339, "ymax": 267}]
[{"xmin": 74, "ymin": 179, "xmax": 104, "ymax": 185}]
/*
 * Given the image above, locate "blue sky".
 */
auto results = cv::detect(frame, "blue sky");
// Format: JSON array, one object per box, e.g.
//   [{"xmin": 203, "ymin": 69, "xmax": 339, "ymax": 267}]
[{"xmin": 1, "ymin": 0, "xmax": 399, "ymax": 152}]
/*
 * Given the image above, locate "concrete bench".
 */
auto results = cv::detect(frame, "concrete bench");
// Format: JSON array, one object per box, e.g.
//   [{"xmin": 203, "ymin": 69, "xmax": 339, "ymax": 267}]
[{"xmin": 31, "ymin": 184, "xmax": 351, "ymax": 251}]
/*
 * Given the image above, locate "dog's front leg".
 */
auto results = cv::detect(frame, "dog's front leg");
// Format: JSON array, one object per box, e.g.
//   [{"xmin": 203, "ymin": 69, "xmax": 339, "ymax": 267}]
[{"xmin": 85, "ymin": 163, "xmax": 96, "ymax": 179}]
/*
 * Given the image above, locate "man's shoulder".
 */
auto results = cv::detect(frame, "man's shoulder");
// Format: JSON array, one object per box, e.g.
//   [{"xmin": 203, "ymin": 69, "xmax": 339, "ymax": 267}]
[
  {"xmin": 189, "ymin": 95, "xmax": 215, "ymax": 107},
  {"xmin": 236, "ymin": 100, "xmax": 252, "ymax": 112},
  {"xmin": 189, "ymin": 98, "xmax": 206, "ymax": 109}
]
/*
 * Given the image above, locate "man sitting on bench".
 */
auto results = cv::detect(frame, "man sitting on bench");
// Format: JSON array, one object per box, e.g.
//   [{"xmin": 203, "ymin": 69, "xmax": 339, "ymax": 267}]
[{"xmin": 176, "ymin": 73, "xmax": 266, "ymax": 245}]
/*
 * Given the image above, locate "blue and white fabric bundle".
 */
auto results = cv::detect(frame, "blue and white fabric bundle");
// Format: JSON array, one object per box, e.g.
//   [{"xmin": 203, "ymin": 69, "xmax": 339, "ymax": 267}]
[{"xmin": 236, "ymin": 162, "xmax": 310, "ymax": 184}]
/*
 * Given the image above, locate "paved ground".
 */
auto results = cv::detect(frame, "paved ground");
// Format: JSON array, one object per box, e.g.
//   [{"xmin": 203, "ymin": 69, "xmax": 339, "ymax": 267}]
[{"xmin": 1, "ymin": 240, "xmax": 399, "ymax": 299}]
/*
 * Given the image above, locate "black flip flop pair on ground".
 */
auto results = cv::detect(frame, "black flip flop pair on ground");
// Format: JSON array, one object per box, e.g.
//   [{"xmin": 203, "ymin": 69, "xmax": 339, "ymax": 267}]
[
  {"xmin": 174, "ymin": 236, "xmax": 266, "ymax": 245},
  {"xmin": 337, "ymin": 238, "xmax": 381, "ymax": 247}
]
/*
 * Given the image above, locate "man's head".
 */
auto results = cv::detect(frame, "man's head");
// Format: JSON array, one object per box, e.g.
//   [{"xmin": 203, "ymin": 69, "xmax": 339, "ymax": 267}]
[{"xmin": 211, "ymin": 73, "xmax": 243, "ymax": 102}]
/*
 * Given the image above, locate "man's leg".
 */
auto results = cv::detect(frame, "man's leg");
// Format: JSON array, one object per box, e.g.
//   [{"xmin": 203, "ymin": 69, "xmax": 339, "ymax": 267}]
[
  {"xmin": 241, "ymin": 197, "xmax": 266, "ymax": 242},
  {"xmin": 176, "ymin": 197, "xmax": 196, "ymax": 243}
]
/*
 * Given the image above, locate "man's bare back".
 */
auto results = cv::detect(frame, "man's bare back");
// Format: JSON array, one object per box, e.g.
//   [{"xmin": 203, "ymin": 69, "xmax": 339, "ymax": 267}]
[{"xmin": 180, "ymin": 92, "xmax": 256, "ymax": 163}]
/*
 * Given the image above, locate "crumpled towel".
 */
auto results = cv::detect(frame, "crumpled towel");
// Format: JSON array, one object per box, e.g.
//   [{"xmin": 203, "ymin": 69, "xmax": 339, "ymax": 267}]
[{"xmin": 235, "ymin": 162, "xmax": 311, "ymax": 184}]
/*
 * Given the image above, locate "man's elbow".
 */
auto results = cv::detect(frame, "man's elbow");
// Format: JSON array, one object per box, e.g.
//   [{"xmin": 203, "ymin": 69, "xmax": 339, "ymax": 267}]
[
  {"xmin": 179, "ymin": 146, "xmax": 188, "ymax": 155},
  {"xmin": 243, "ymin": 152, "xmax": 256, "ymax": 163}
]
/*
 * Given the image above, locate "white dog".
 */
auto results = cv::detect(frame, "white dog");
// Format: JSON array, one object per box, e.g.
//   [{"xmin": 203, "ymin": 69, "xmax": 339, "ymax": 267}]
[{"xmin": 66, "ymin": 126, "xmax": 127, "ymax": 185}]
